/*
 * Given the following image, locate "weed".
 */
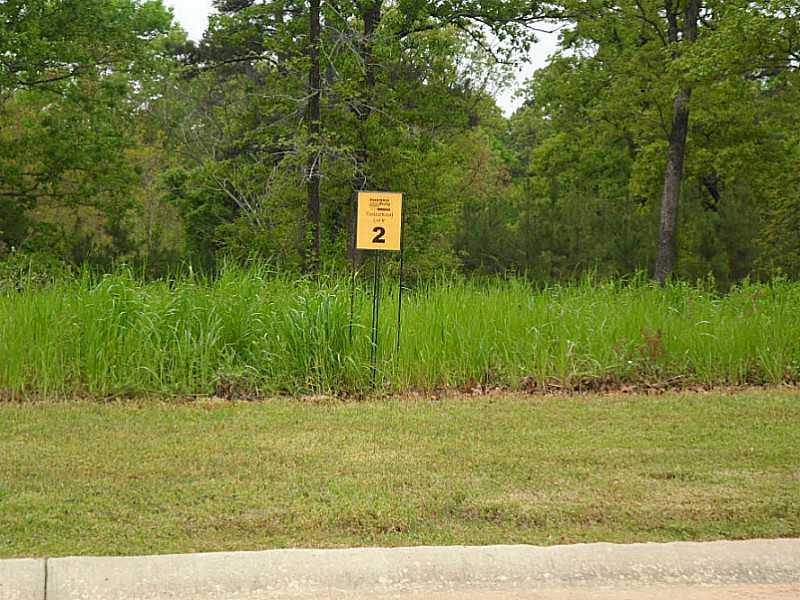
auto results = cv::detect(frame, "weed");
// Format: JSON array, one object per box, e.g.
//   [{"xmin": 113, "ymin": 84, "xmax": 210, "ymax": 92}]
[{"xmin": 1, "ymin": 267, "xmax": 799, "ymax": 398}]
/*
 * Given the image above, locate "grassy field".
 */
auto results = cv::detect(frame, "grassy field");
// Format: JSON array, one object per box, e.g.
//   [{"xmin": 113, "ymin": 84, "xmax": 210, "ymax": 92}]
[
  {"xmin": 1, "ymin": 390, "xmax": 798, "ymax": 558},
  {"xmin": 2, "ymin": 267, "xmax": 800, "ymax": 398}
]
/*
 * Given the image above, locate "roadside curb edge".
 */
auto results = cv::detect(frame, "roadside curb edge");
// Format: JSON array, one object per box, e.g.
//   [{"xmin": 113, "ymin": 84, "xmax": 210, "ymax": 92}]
[{"xmin": 3, "ymin": 539, "xmax": 799, "ymax": 600}]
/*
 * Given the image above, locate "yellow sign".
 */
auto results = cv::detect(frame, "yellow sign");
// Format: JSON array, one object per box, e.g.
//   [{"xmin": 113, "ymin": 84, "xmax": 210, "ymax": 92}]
[{"xmin": 356, "ymin": 191, "xmax": 403, "ymax": 251}]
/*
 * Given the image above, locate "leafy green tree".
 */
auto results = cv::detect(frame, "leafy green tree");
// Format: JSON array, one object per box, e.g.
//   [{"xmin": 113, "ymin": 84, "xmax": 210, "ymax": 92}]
[
  {"xmin": 164, "ymin": 0, "xmax": 548, "ymax": 274},
  {"xmin": 0, "ymin": 0, "xmax": 170, "ymax": 92},
  {"xmin": 0, "ymin": 0, "xmax": 174, "ymax": 261},
  {"xmin": 504, "ymin": 0, "xmax": 800, "ymax": 284}
]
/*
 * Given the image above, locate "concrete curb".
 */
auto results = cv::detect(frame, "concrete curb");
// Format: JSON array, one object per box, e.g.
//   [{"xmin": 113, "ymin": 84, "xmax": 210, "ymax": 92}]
[
  {"xmin": 4, "ymin": 539, "xmax": 800, "ymax": 600},
  {"xmin": 0, "ymin": 559, "xmax": 45, "ymax": 600}
]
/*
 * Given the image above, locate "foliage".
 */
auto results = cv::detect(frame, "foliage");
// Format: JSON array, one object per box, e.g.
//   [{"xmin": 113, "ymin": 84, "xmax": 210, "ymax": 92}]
[
  {"xmin": 0, "ymin": 0, "xmax": 176, "ymax": 266},
  {"xmin": 0, "ymin": 0, "xmax": 798, "ymax": 284},
  {"xmin": 0, "ymin": 250, "xmax": 72, "ymax": 293},
  {"xmin": 2, "ymin": 266, "xmax": 800, "ymax": 398},
  {"xmin": 495, "ymin": 0, "xmax": 800, "ymax": 285}
]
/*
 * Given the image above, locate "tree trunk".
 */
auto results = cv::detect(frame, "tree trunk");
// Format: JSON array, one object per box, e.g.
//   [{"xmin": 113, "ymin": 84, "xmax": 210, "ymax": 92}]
[
  {"xmin": 362, "ymin": 2, "xmax": 381, "ymax": 92},
  {"xmin": 654, "ymin": 86, "xmax": 691, "ymax": 285},
  {"xmin": 305, "ymin": 0, "xmax": 322, "ymax": 270},
  {"xmin": 352, "ymin": 0, "xmax": 382, "ymax": 192},
  {"xmin": 654, "ymin": 0, "xmax": 701, "ymax": 285},
  {"xmin": 350, "ymin": 2, "xmax": 382, "ymax": 264}
]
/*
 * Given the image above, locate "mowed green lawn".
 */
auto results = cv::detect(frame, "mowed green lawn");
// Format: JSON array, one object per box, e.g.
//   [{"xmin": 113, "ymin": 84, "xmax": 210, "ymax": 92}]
[{"xmin": 1, "ymin": 391, "xmax": 798, "ymax": 558}]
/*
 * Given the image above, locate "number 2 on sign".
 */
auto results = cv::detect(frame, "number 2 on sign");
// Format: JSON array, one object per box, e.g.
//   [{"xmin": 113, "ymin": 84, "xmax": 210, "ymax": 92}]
[{"xmin": 372, "ymin": 227, "xmax": 386, "ymax": 244}]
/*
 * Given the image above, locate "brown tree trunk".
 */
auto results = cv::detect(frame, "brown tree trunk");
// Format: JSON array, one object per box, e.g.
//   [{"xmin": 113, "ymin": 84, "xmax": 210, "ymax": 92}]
[
  {"xmin": 654, "ymin": 0, "xmax": 701, "ymax": 285},
  {"xmin": 305, "ymin": 0, "xmax": 322, "ymax": 270},
  {"xmin": 350, "ymin": 2, "xmax": 382, "ymax": 264},
  {"xmin": 654, "ymin": 86, "xmax": 691, "ymax": 285},
  {"xmin": 352, "ymin": 0, "xmax": 382, "ymax": 191}
]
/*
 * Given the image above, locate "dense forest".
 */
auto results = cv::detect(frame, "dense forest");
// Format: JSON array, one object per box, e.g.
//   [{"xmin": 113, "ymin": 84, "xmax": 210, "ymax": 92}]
[{"xmin": 1, "ymin": 0, "xmax": 798, "ymax": 286}]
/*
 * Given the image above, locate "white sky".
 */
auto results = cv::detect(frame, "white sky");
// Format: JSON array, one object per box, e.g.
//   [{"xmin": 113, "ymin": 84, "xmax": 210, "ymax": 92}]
[
  {"xmin": 495, "ymin": 32, "xmax": 560, "ymax": 115},
  {"xmin": 164, "ymin": 0, "xmax": 213, "ymax": 42},
  {"xmin": 163, "ymin": 0, "xmax": 560, "ymax": 115}
]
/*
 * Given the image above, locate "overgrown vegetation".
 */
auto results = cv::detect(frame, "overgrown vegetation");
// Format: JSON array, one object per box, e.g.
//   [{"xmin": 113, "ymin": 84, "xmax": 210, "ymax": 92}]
[
  {"xmin": 2, "ymin": 391, "xmax": 798, "ymax": 557},
  {"xmin": 2, "ymin": 266, "xmax": 800, "ymax": 399}
]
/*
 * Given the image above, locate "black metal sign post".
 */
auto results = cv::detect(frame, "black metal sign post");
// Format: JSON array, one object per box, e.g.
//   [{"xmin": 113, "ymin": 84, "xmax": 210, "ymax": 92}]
[
  {"xmin": 348, "ymin": 193, "xmax": 358, "ymax": 345},
  {"xmin": 352, "ymin": 191, "xmax": 405, "ymax": 388},
  {"xmin": 370, "ymin": 252, "xmax": 382, "ymax": 384},
  {"xmin": 396, "ymin": 199, "xmax": 406, "ymax": 355}
]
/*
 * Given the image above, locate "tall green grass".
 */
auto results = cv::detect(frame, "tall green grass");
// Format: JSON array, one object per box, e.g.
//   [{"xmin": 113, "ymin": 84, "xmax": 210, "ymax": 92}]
[{"xmin": 1, "ymin": 266, "xmax": 799, "ymax": 398}]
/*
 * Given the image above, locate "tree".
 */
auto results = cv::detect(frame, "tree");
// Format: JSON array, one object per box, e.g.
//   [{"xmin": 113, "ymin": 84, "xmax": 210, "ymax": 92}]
[
  {"xmin": 0, "ymin": 0, "xmax": 174, "ymax": 260},
  {"xmin": 654, "ymin": 0, "xmax": 701, "ymax": 285},
  {"xmin": 306, "ymin": 0, "xmax": 322, "ymax": 268},
  {"xmin": 0, "ymin": 0, "xmax": 171, "ymax": 93},
  {"xmin": 170, "ymin": 0, "xmax": 548, "ymax": 272},
  {"xmin": 508, "ymin": 0, "xmax": 800, "ymax": 284}
]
